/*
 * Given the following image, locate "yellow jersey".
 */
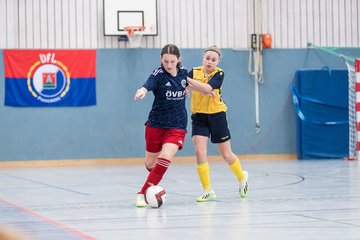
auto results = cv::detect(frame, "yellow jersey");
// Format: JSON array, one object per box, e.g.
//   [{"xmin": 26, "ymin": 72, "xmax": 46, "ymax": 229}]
[{"xmin": 190, "ymin": 66, "xmax": 227, "ymax": 114}]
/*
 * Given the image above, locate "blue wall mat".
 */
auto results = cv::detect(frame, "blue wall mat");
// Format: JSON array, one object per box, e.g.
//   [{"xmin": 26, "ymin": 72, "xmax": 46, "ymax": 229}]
[{"xmin": 293, "ymin": 69, "xmax": 349, "ymax": 159}]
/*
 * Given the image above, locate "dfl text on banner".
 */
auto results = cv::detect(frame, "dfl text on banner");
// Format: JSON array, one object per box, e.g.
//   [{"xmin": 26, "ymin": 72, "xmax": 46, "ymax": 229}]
[{"xmin": 4, "ymin": 50, "xmax": 96, "ymax": 107}]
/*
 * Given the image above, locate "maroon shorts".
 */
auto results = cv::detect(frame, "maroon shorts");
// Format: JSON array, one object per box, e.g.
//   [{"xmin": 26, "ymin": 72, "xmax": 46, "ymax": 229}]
[{"xmin": 145, "ymin": 124, "xmax": 187, "ymax": 153}]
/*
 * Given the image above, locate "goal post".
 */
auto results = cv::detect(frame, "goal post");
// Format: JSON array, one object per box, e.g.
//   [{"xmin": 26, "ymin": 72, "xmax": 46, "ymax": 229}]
[
  {"xmin": 354, "ymin": 59, "xmax": 360, "ymax": 160},
  {"xmin": 347, "ymin": 59, "xmax": 360, "ymax": 160}
]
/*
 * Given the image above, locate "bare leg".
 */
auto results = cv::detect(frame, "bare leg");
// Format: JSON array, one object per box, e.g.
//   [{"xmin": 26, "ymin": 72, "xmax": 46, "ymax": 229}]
[
  {"xmin": 192, "ymin": 135, "xmax": 209, "ymax": 164},
  {"xmin": 158, "ymin": 143, "xmax": 180, "ymax": 161},
  {"xmin": 144, "ymin": 151, "xmax": 160, "ymax": 170},
  {"xmin": 216, "ymin": 140, "xmax": 237, "ymax": 164}
]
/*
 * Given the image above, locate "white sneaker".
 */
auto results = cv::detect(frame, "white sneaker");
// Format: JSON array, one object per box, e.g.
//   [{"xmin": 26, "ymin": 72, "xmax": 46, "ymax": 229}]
[
  {"xmin": 196, "ymin": 189, "xmax": 216, "ymax": 202},
  {"xmin": 135, "ymin": 193, "xmax": 147, "ymax": 207},
  {"xmin": 239, "ymin": 171, "xmax": 249, "ymax": 198}
]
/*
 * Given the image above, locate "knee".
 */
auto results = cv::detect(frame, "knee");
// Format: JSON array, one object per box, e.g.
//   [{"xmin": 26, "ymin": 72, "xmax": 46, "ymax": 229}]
[
  {"xmin": 145, "ymin": 157, "xmax": 157, "ymax": 171},
  {"xmin": 221, "ymin": 152, "xmax": 235, "ymax": 163},
  {"xmin": 145, "ymin": 162, "xmax": 153, "ymax": 172},
  {"xmin": 195, "ymin": 149, "xmax": 206, "ymax": 158}
]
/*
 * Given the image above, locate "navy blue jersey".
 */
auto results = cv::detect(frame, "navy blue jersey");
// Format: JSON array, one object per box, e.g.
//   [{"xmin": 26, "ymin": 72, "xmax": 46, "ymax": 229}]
[{"xmin": 142, "ymin": 66, "xmax": 188, "ymax": 130}]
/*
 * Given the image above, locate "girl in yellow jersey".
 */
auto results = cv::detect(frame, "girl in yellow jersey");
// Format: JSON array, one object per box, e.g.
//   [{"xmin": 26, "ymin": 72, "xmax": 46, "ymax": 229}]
[{"xmin": 187, "ymin": 46, "xmax": 248, "ymax": 202}]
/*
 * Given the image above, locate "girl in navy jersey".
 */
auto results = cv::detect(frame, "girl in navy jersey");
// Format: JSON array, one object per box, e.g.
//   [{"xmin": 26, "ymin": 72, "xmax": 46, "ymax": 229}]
[{"xmin": 133, "ymin": 44, "xmax": 189, "ymax": 207}]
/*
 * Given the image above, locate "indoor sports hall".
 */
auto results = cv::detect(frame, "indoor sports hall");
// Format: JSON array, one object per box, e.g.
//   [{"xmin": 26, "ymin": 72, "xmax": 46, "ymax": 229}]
[{"xmin": 0, "ymin": 0, "xmax": 360, "ymax": 239}]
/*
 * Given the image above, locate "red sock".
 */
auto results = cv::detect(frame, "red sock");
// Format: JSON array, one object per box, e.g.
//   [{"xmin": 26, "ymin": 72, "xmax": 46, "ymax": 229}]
[{"xmin": 139, "ymin": 158, "xmax": 170, "ymax": 194}]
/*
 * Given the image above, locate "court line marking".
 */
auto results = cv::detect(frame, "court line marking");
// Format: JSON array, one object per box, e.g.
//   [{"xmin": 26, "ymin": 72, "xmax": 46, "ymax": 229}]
[
  {"xmin": 0, "ymin": 173, "xmax": 90, "ymax": 196},
  {"xmin": 255, "ymin": 173, "xmax": 305, "ymax": 190},
  {"xmin": 294, "ymin": 213, "xmax": 360, "ymax": 227},
  {"xmin": 0, "ymin": 198, "xmax": 96, "ymax": 240}
]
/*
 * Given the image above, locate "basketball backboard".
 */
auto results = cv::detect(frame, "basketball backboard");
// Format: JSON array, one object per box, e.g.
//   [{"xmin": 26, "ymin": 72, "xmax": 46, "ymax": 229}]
[{"xmin": 103, "ymin": 0, "xmax": 158, "ymax": 36}]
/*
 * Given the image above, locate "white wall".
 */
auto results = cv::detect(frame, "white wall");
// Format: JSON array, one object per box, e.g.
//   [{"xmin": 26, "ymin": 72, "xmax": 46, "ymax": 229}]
[{"xmin": 0, "ymin": 0, "xmax": 359, "ymax": 49}]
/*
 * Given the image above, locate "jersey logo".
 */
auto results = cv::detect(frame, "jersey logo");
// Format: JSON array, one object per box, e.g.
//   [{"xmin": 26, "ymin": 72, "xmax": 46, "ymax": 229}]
[
  {"xmin": 165, "ymin": 90, "xmax": 185, "ymax": 100},
  {"xmin": 165, "ymin": 82, "xmax": 172, "ymax": 87},
  {"xmin": 221, "ymin": 136, "xmax": 230, "ymax": 140},
  {"xmin": 152, "ymin": 68, "xmax": 163, "ymax": 76},
  {"xmin": 181, "ymin": 79, "xmax": 187, "ymax": 88}
]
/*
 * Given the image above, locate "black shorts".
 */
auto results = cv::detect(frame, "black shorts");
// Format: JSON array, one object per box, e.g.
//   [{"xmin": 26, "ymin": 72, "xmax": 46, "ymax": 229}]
[{"xmin": 191, "ymin": 112, "xmax": 231, "ymax": 143}]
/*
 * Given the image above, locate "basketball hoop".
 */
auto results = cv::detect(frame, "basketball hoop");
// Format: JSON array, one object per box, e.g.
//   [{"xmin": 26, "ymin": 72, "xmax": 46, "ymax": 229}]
[{"xmin": 124, "ymin": 26, "xmax": 145, "ymax": 48}]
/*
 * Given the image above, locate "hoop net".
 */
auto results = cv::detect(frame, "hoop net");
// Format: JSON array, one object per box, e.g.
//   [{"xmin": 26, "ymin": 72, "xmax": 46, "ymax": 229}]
[
  {"xmin": 347, "ymin": 58, "xmax": 360, "ymax": 160},
  {"xmin": 124, "ymin": 26, "xmax": 145, "ymax": 48}
]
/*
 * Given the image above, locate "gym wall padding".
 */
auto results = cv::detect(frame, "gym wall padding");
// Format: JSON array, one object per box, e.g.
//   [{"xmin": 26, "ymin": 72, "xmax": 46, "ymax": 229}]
[{"xmin": 293, "ymin": 69, "xmax": 349, "ymax": 159}]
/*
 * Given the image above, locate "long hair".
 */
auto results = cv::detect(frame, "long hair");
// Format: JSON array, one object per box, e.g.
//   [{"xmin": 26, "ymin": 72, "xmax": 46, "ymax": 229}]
[{"xmin": 160, "ymin": 44, "xmax": 182, "ymax": 69}]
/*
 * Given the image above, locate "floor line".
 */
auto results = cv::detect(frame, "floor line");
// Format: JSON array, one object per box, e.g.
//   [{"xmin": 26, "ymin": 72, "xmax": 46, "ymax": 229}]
[
  {"xmin": 0, "ymin": 173, "xmax": 90, "ymax": 196},
  {"xmin": 0, "ymin": 198, "xmax": 96, "ymax": 240}
]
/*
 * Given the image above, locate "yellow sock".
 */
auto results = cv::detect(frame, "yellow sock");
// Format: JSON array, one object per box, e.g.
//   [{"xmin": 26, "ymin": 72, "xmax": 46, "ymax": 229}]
[
  {"xmin": 229, "ymin": 157, "xmax": 245, "ymax": 181},
  {"xmin": 197, "ymin": 162, "xmax": 212, "ymax": 189}
]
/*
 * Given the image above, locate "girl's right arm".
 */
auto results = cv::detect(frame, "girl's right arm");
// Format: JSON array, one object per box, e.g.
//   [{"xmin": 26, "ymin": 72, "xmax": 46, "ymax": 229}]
[{"xmin": 187, "ymin": 77, "xmax": 216, "ymax": 98}]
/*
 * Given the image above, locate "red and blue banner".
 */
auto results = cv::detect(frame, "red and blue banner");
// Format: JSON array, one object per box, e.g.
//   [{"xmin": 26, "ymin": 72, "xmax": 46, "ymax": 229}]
[{"xmin": 4, "ymin": 50, "xmax": 96, "ymax": 107}]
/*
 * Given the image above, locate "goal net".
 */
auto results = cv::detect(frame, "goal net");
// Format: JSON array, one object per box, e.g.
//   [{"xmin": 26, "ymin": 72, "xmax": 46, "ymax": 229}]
[{"xmin": 346, "ymin": 59, "xmax": 360, "ymax": 160}]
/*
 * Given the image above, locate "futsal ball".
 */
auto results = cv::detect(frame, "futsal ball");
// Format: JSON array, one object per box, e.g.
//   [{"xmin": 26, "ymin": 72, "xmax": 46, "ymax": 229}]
[{"xmin": 145, "ymin": 185, "xmax": 167, "ymax": 208}]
